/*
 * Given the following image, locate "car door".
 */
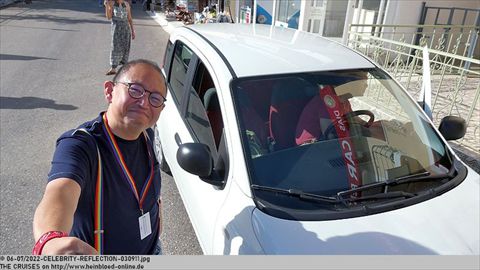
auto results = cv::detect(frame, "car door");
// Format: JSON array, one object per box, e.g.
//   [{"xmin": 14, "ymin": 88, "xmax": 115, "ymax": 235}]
[{"xmin": 158, "ymin": 38, "xmax": 233, "ymax": 254}]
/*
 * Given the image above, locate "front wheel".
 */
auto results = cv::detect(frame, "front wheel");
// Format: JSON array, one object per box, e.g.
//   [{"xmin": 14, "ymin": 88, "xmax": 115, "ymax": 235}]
[{"xmin": 154, "ymin": 124, "xmax": 171, "ymax": 174}]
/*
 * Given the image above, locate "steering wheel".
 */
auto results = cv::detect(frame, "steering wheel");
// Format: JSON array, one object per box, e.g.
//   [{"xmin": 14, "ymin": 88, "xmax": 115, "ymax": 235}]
[{"xmin": 323, "ymin": 110, "xmax": 375, "ymax": 140}]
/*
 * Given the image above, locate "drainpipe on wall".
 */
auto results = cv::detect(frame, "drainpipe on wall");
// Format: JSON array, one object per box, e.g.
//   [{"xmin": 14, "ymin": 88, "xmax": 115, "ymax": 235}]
[
  {"xmin": 375, "ymin": 0, "xmax": 386, "ymax": 37},
  {"xmin": 253, "ymin": 0, "xmax": 257, "ymax": 25},
  {"xmin": 355, "ymin": 0, "xmax": 363, "ymax": 24},
  {"xmin": 235, "ymin": 0, "xmax": 239, "ymax": 23},
  {"xmin": 272, "ymin": 0, "xmax": 277, "ymax": 26},
  {"xmin": 464, "ymin": 11, "xmax": 480, "ymax": 70},
  {"xmin": 355, "ymin": 0, "xmax": 365, "ymax": 34},
  {"xmin": 414, "ymin": 2, "xmax": 427, "ymax": 47},
  {"xmin": 382, "ymin": 0, "xmax": 391, "ymax": 25},
  {"xmin": 342, "ymin": 0, "xmax": 356, "ymax": 45},
  {"xmin": 298, "ymin": 0, "xmax": 307, "ymax": 31}
]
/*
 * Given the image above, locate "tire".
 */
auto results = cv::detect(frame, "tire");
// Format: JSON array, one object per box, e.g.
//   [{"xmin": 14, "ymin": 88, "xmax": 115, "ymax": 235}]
[{"xmin": 154, "ymin": 124, "xmax": 171, "ymax": 174}]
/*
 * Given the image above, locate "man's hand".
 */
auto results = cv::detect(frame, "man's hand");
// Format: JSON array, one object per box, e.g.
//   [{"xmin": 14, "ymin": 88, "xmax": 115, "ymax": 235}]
[{"xmin": 42, "ymin": 237, "xmax": 98, "ymax": 255}]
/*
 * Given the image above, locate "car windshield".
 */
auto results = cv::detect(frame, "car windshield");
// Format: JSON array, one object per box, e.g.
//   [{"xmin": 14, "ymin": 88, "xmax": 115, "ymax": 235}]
[{"xmin": 231, "ymin": 68, "xmax": 454, "ymax": 205}]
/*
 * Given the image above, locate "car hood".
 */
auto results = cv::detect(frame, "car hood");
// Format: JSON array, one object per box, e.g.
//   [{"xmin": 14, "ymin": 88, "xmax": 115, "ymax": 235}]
[{"xmin": 251, "ymin": 169, "xmax": 480, "ymax": 254}]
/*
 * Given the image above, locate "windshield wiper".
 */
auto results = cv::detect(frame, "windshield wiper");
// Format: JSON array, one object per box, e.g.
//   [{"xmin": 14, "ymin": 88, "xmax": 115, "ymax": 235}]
[
  {"xmin": 251, "ymin": 184, "xmax": 416, "ymax": 208},
  {"xmin": 348, "ymin": 191, "xmax": 416, "ymax": 203},
  {"xmin": 251, "ymin": 184, "xmax": 340, "ymax": 204},
  {"xmin": 337, "ymin": 167, "xmax": 454, "ymax": 198}
]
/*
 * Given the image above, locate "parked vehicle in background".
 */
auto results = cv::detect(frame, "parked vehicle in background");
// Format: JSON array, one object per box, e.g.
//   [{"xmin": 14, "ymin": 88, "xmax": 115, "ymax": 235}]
[{"xmin": 155, "ymin": 24, "xmax": 480, "ymax": 254}]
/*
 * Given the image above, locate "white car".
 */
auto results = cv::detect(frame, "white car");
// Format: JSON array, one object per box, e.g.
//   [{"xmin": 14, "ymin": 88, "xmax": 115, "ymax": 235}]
[{"xmin": 154, "ymin": 24, "xmax": 479, "ymax": 254}]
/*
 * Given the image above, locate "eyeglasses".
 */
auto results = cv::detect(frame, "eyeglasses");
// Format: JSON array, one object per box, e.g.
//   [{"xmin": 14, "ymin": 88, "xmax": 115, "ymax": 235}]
[{"xmin": 115, "ymin": 81, "xmax": 166, "ymax": 108}]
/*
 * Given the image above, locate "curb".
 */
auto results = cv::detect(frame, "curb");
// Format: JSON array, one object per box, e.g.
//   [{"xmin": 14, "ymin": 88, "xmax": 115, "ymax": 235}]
[
  {"xmin": 146, "ymin": 10, "xmax": 168, "ymax": 26},
  {"xmin": 145, "ymin": 10, "xmax": 184, "ymax": 34}
]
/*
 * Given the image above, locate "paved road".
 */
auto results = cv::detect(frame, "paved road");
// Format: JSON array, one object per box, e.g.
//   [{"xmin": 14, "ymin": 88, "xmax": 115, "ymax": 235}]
[{"xmin": 0, "ymin": 0, "xmax": 201, "ymax": 255}]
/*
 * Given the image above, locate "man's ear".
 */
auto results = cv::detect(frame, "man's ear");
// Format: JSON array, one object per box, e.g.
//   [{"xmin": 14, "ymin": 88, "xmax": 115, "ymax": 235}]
[{"xmin": 104, "ymin": 81, "xmax": 115, "ymax": 103}]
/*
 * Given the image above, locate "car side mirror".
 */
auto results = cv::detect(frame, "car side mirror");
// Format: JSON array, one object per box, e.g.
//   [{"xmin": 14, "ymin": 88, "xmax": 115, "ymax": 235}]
[
  {"xmin": 177, "ymin": 143, "xmax": 213, "ymax": 177},
  {"xmin": 176, "ymin": 143, "xmax": 224, "ymax": 187},
  {"xmin": 438, "ymin": 116, "xmax": 466, "ymax": 141}
]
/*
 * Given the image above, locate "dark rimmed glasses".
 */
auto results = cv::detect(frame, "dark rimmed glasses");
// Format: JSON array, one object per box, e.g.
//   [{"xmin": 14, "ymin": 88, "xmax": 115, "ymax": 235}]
[{"xmin": 115, "ymin": 81, "xmax": 167, "ymax": 108}]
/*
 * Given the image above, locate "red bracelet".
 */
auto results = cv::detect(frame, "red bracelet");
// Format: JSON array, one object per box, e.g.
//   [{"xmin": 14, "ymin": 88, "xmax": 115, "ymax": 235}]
[{"xmin": 32, "ymin": 231, "xmax": 68, "ymax": 255}]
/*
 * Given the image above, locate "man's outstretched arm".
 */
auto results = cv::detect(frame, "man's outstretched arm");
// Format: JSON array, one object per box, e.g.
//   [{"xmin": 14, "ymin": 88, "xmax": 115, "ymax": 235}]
[{"xmin": 33, "ymin": 178, "xmax": 97, "ymax": 255}]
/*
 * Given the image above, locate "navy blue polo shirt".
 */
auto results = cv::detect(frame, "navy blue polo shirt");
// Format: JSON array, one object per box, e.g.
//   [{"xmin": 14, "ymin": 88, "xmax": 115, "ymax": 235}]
[{"xmin": 48, "ymin": 113, "xmax": 161, "ymax": 254}]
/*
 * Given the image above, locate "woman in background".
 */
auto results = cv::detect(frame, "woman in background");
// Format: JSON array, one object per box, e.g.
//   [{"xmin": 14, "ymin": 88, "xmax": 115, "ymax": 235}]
[{"xmin": 104, "ymin": 0, "xmax": 135, "ymax": 75}]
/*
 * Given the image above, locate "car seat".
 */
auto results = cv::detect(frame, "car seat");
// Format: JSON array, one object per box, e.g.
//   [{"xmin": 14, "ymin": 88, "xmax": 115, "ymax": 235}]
[
  {"xmin": 203, "ymin": 88, "xmax": 223, "ymax": 148},
  {"xmin": 238, "ymin": 90, "xmax": 269, "ymax": 153},
  {"xmin": 269, "ymin": 78, "xmax": 316, "ymax": 151}
]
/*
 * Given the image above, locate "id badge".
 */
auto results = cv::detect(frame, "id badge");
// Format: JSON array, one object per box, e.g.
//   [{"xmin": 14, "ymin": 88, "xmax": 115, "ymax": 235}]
[{"xmin": 138, "ymin": 212, "xmax": 152, "ymax": 240}]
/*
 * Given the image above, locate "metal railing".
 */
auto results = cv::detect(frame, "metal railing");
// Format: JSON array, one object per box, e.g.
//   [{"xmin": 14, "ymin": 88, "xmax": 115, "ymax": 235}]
[{"xmin": 347, "ymin": 23, "xmax": 480, "ymax": 153}]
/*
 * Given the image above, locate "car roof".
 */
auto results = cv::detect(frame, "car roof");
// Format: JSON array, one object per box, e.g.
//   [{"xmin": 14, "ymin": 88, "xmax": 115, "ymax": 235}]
[{"xmin": 181, "ymin": 24, "xmax": 375, "ymax": 78}]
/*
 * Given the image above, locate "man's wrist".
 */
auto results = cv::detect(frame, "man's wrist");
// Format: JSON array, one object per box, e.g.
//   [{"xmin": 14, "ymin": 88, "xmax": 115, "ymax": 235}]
[{"xmin": 32, "ymin": 231, "xmax": 69, "ymax": 255}]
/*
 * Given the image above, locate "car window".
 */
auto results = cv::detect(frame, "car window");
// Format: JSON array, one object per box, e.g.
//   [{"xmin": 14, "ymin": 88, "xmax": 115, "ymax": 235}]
[
  {"xmin": 163, "ymin": 41, "xmax": 174, "ymax": 78},
  {"xmin": 169, "ymin": 42, "xmax": 193, "ymax": 100},
  {"xmin": 185, "ymin": 61, "xmax": 222, "ymax": 158}
]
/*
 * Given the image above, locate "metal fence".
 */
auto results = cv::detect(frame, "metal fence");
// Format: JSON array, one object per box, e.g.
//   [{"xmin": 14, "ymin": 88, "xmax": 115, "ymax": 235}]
[{"xmin": 347, "ymin": 23, "xmax": 480, "ymax": 154}]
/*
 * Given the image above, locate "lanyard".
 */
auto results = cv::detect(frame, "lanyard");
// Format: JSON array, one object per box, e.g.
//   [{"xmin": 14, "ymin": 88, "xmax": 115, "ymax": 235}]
[
  {"xmin": 320, "ymin": 86, "xmax": 362, "ymax": 195},
  {"xmin": 76, "ymin": 128, "xmax": 105, "ymax": 254},
  {"xmin": 101, "ymin": 113, "xmax": 154, "ymax": 214},
  {"xmin": 80, "ymin": 117, "xmax": 154, "ymax": 255},
  {"xmin": 93, "ymin": 140, "xmax": 104, "ymax": 254}
]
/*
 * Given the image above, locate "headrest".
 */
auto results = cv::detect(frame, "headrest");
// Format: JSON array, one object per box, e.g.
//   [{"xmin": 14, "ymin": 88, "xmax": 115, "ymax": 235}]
[{"xmin": 203, "ymin": 88, "xmax": 219, "ymax": 110}]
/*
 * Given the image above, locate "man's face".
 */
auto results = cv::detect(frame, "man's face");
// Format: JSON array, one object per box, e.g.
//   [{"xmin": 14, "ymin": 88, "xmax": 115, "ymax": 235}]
[{"xmin": 106, "ymin": 63, "xmax": 167, "ymax": 130}]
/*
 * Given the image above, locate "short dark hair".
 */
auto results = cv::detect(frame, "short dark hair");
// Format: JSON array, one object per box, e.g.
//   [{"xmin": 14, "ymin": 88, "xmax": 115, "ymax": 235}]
[{"xmin": 112, "ymin": 59, "xmax": 164, "ymax": 82}]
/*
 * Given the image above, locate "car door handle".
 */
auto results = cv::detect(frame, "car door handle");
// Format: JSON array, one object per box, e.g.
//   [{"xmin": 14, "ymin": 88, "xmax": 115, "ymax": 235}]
[{"xmin": 174, "ymin": 133, "xmax": 182, "ymax": 146}]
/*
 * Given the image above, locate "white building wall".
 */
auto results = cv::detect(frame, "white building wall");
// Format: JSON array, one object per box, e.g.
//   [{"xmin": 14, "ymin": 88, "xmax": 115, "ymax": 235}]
[{"xmin": 384, "ymin": 0, "xmax": 480, "ymax": 25}]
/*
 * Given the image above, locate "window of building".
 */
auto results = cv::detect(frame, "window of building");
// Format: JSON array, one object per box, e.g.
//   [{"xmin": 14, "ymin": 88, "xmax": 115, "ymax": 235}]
[
  {"xmin": 276, "ymin": 0, "xmax": 301, "ymax": 29},
  {"xmin": 323, "ymin": 0, "xmax": 349, "ymax": 37}
]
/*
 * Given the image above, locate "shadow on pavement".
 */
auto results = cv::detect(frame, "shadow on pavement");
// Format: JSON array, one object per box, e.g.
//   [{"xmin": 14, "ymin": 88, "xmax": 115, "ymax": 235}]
[
  {"xmin": 0, "ymin": 96, "xmax": 78, "ymax": 110},
  {"xmin": 0, "ymin": 24, "xmax": 78, "ymax": 31},
  {"xmin": 0, "ymin": 53, "xmax": 57, "ymax": 61}
]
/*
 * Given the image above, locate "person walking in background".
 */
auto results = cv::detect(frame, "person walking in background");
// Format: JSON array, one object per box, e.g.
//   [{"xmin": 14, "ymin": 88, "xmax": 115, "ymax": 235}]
[
  {"xmin": 32, "ymin": 59, "xmax": 167, "ymax": 255},
  {"xmin": 104, "ymin": 0, "xmax": 135, "ymax": 76},
  {"xmin": 142, "ymin": 0, "xmax": 152, "ymax": 11}
]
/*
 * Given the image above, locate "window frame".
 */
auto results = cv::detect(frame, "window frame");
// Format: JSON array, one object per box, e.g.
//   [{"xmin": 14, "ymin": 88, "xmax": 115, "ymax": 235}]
[
  {"xmin": 167, "ymin": 41, "xmax": 195, "ymax": 104},
  {"xmin": 167, "ymin": 41, "xmax": 223, "ymax": 154}
]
